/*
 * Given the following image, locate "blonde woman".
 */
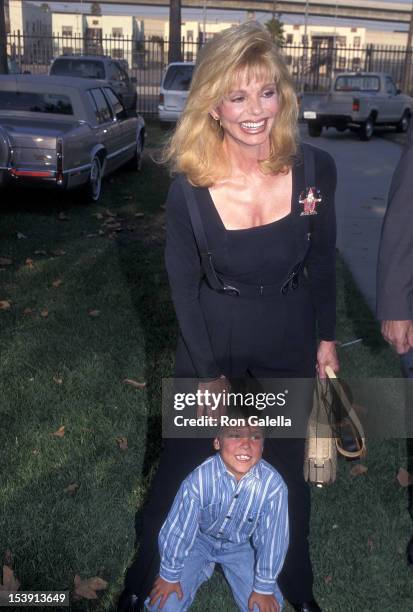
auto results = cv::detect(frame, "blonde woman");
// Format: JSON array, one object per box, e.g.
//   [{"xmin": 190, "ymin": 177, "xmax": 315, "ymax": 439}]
[{"xmin": 119, "ymin": 22, "xmax": 338, "ymax": 612}]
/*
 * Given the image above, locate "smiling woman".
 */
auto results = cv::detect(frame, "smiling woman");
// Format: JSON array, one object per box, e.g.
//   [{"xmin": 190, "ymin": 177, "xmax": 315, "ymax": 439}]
[{"xmin": 120, "ymin": 21, "xmax": 338, "ymax": 612}]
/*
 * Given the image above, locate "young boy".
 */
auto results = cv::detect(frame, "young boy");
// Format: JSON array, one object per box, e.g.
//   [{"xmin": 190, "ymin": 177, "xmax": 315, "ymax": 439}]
[{"xmin": 145, "ymin": 425, "xmax": 288, "ymax": 612}]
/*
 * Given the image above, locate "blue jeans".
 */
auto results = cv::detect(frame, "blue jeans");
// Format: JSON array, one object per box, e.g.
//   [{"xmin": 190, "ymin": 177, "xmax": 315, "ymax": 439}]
[{"xmin": 144, "ymin": 532, "xmax": 283, "ymax": 612}]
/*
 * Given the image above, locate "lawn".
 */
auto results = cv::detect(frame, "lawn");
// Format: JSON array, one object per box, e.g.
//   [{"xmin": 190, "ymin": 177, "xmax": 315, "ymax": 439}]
[{"xmin": 0, "ymin": 122, "xmax": 412, "ymax": 611}]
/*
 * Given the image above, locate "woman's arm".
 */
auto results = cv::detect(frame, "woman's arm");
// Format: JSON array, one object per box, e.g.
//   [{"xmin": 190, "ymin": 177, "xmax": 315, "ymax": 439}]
[{"xmin": 165, "ymin": 178, "xmax": 221, "ymax": 379}]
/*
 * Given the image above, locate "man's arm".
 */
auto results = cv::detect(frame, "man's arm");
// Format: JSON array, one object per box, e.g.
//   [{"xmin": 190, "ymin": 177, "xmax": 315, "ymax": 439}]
[
  {"xmin": 251, "ymin": 481, "xmax": 289, "ymax": 598},
  {"xmin": 377, "ymin": 124, "xmax": 413, "ymax": 335},
  {"xmin": 158, "ymin": 478, "xmax": 200, "ymax": 583}
]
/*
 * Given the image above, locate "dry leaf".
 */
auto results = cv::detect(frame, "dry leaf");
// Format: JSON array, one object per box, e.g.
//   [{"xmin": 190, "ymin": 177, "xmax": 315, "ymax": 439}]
[
  {"xmin": 116, "ymin": 437, "xmax": 128, "ymax": 450},
  {"xmin": 0, "ymin": 565, "xmax": 20, "ymax": 592},
  {"xmin": 25, "ymin": 258, "xmax": 34, "ymax": 268},
  {"xmin": 64, "ymin": 483, "xmax": 79, "ymax": 494},
  {"xmin": 350, "ymin": 464, "xmax": 368, "ymax": 477},
  {"xmin": 17, "ymin": 232, "xmax": 27, "ymax": 240},
  {"xmin": 367, "ymin": 536, "xmax": 374, "ymax": 551},
  {"xmin": 105, "ymin": 209, "xmax": 116, "ymax": 217},
  {"xmin": 73, "ymin": 575, "xmax": 108, "ymax": 600},
  {"xmin": 0, "ymin": 300, "xmax": 11, "ymax": 310},
  {"xmin": 88, "ymin": 309, "xmax": 100, "ymax": 317},
  {"xmin": 94, "ymin": 213, "xmax": 104, "ymax": 220},
  {"xmin": 40, "ymin": 308, "xmax": 49, "ymax": 318},
  {"xmin": 32, "ymin": 449, "xmax": 40, "ymax": 456},
  {"xmin": 52, "ymin": 279, "xmax": 63, "ymax": 288},
  {"xmin": 58, "ymin": 212, "xmax": 69, "ymax": 221},
  {"xmin": 98, "ymin": 230, "xmax": 105, "ymax": 236},
  {"xmin": 51, "ymin": 426, "xmax": 65, "ymax": 438},
  {"xmin": 0, "ymin": 257, "xmax": 12, "ymax": 266},
  {"xmin": 53, "ymin": 376, "xmax": 63, "ymax": 385},
  {"xmin": 324, "ymin": 575, "xmax": 332, "ymax": 585},
  {"xmin": 397, "ymin": 467, "xmax": 413, "ymax": 487},
  {"xmin": 34, "ymin": 249, "xmax": 47, "ymax": 256},
  {"xmin": 85, "ymin": 233, "xmax": 97, "ymax": 238},
  {"xmin": 51, "ymin": 249, "xmax": 66, "ymax": 256},
  {"xmin": 135, "ymin": 212, "xmax": 144, "ymax": 218},
  {"xmin": 23, "ymin": 308, "xmax": 35, "ymax": 315},
  {"xmin": 122, "ymin": 378, "xmax": 146, "ymax": 389}
]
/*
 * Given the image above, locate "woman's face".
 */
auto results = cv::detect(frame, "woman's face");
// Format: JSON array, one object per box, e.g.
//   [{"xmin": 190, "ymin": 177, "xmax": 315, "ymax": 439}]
[{"xmin": 213, "ymin": 71, "xmax": 279, "ymax": 153}]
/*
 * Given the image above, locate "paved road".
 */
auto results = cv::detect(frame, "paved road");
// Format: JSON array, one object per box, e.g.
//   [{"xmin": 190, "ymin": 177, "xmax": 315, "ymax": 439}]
[{"xmin": 301, "ymin": 126, "xmax": 406, "ymax": 313}]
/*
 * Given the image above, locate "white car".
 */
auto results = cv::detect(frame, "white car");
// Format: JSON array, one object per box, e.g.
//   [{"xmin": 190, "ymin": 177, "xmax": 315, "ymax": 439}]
[{"xmin": 158, "ymin": 62, "xmax": 195, "ymax": 126}]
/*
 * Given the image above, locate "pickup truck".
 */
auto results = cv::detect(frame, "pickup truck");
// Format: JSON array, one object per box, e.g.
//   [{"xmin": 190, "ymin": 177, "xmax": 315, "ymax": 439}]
[
  {"xmin": 301, "ymin": 72, "xmax": 413, "ymax": 140},
  {"xmin": 0, "ymin": 75, "xmax": 145, "ymax": 202}
]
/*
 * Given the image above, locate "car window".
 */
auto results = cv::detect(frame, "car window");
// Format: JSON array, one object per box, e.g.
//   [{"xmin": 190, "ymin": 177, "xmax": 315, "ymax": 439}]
[
  {"xmin": 0, "ymin": 91, "xmax": 73, "ymax": 114},
  {"xmin": 108, "ymin": 62, "xmax": 123, "ymax": 82},
  {"xmin": 103, "ymin": 87, "xmax": 127, "ymax": 120},
  {"xmin": 385, "ymin": 77, "xmax": 396, "ymax": 95},
  {"xmin": 334, "ymin": 75, "xmax": 380, "ymax": 92},
  {"xmin": 51, "ymin": 59, "xmax": 105, "ymax": 79},
  {"xmin": 163, "ymin": 65, "xmax": 194, "ymax": 91},
  {"xmin": 89, "ymin": 88, "xmax": 112, "ymax": 123}
]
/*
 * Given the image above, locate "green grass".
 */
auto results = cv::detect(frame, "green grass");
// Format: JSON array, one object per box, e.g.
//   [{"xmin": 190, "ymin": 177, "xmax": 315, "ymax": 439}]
[{"xmin": 0, "ymin": 122, "xmax": 411, "ymax": 611}]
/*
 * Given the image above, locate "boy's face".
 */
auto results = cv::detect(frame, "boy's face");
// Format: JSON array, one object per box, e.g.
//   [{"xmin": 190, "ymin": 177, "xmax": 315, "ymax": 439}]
[{"xmin": 213, "ymin": 426, "xmax": 264, "ymax": 481}]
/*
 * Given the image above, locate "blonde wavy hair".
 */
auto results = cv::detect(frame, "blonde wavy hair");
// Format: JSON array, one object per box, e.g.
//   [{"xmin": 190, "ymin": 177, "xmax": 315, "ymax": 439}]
[{"xmin": 162, "ymin": 21, "xmax": 299, "ymax": 186}]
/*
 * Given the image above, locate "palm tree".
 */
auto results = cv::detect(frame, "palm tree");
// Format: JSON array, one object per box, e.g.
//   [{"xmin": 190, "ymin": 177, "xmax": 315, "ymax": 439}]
[{"xmin": 265, "ymin": 15, "xmax": 285, "ymax": 47}]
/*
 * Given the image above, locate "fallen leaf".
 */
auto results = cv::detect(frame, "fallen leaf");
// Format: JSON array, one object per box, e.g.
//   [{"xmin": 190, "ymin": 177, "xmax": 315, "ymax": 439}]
[
  {"xmin": 93, "ymin": 213, "xmax": 104, "ymax": 220},
  {"xmin": 0, "ymin": 565, "xmax": 20, "ymax": 592},
  {"xmin": 16, "ymin": 232, "xmax": 27, "ymax": 239},
  {"xmin": 40, "ymin": 308, "xmax": 49, "ymax": 318},
  {"xmin": 51, "ymin": 249, "xmax": 66, "ymax": 256},
  {"xmin": 88, "ymin": 309, "xmax": 100, "ymax": 317},
  {"xmin": 32, "ymin": 449, "xmax": 40, "ymax": 456},
  {"xmin": 367, "ymin": 536, "xmax": 374, "ymax": 551},
  {"xmin": 350, "ymin": 464, "xmax": 368, "ymax": 477},
  {"xmin": 324, "ymin": 575, "xmax": 332, "ymax": 585},
  {"xmin": 122, "ymin": 378, "xmax": 146, "ymax": 389},
  {"xmin": 64, "ymin": 483, "xmax": 79, "ymax": 494},
  {"xmin": 134, "ymin": 212, "xmax": 144, "ymax": 218},
  {"xmin": 104, "ymin": 222, "xmax": 122, "ymax": 230},
  {"xmin": 51, "ymin": 426, "xmax": 65, "ymax": 438},
  {"xmin": 98, "ymin": 230, "xmax": 105, "ymax": 236},
  {"xmin": 25, "ymin": 258, "xmax": 34, "ymax": 269},
  {"xmin": 397, "ymin": 467, "xmax": 413, "ymax": 487},
  {"xmin": 52, "ymin": 279, "xmax": 63, "ymax": 288},
  {"xmin": 23, "ymin": 308, "xmax": 35, "ymax": 315},
  {"xmin": 105, "ymin": 209, "xmax": 116, "ymax": 217},
  {"xmin": 0, "ymin": 300, "xmax": 11, "ymax": 310},
  {"xmin": 34, "ymin": 249, "xmax": 47, "ymax": 256},
  {"xmin": 116, "ymin": 436, "xmax": 128, "ymax": 450},
  {"xmin": 73, "ymin": 575, "xmax": 108, "ymax": 600},
  {"xmin": 85, "ymin": 233, "xmax": 97, "ymax": 238},
  {"xmin": 53, "ymin": 376, "xmax": 63, "ymax": 385},
  {"xmin": 58, "ymin": 212, "xmax": 69, "ymax": 221},
  {"xmin": 0, "ymin": 257, "xmax": 12, "ymax": 266}
]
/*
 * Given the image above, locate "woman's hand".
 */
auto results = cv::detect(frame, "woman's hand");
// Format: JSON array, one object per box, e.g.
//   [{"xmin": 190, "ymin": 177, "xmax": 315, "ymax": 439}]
[
  {"xmin": 317, "ymin": 340, "xmax": 339, "ymax": 378},
  {"xmin": 197, "ymin": 375, "xmax": 230, "ymax": 418}
]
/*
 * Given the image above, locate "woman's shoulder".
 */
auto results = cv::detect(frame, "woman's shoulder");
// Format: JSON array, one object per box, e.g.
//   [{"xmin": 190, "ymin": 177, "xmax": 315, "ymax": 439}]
[{"xmin": 301, "ymin": 141, "xmax": 336, "ymax": 172}]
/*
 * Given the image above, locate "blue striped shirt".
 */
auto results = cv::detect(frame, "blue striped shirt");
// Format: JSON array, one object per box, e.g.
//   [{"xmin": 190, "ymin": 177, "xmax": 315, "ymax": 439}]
[{"xmin": 158, "ymin": 453, "xmax": 289, "ymax": 594}]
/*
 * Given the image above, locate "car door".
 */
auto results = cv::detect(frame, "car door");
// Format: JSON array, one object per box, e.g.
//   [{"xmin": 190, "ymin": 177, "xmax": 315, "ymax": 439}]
[
  {"xmin": 88, "ymin": 87, "xmax": 119, "ymax": 174},
  {"xmin": 107, "ymin": 62, "xmax": 131, "ymax": 108},
  {"xmin": 102, "ymin": 87, "xmax": 136, "ymax": 168},
  {"xmin": 384, "ymin": 76, "xmax": 402, "ymax": 121}
]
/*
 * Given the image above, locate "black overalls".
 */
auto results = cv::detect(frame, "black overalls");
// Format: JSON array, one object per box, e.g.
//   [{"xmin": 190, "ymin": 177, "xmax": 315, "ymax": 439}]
[{"xmin": 125, "ymin": 144, "xmax": 337, "ymax": 605}]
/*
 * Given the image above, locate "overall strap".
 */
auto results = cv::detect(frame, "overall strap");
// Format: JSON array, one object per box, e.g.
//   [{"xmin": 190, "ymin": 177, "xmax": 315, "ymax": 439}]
[{"xmin": 178, "ymin": 175, "xmax": 239, "ymax": 294}]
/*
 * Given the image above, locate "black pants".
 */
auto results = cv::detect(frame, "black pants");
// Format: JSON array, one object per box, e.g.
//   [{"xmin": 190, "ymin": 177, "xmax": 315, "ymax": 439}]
[{"xmin": 126, "ymin": 288, "xmax": 317, "ymax": 604}]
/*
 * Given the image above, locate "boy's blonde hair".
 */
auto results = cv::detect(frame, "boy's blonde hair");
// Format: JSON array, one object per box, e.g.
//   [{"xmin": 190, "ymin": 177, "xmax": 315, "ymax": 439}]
[{"xmin": 162, "ymin": 21, "xmax": 299, "ymax": 186}]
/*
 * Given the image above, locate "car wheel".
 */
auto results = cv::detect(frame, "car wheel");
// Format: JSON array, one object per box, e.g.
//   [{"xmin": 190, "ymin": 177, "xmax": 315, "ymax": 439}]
[
  {"xmin": 308, "ymin": 122, "xmax": 322, "ymax": 137},
  {"xmin": 126, "ymin": 133, "xmax": 144, "ymax": 171},
  {"xmin": 83, "ymin": 156, "xmax": 102, "ymax": 203},
  {"xmin": 359, "ymin": 117, "xmax": 374, "ymax": 141},
  {"xmin": 396, "ymin": 111, "xmax": 410, "ymax": 133}
]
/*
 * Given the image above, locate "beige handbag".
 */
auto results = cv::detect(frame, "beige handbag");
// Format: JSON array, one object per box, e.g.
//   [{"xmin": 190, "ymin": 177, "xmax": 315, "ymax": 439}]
[{"xmin": 304, "ymin": 366, "xmax": 367, "ymax": 487}]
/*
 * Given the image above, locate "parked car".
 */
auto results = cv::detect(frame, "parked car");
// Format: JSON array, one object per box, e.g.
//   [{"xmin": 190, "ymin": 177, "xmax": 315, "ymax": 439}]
[
  {"xmin": 301, "ymin": 72, "xmax": 413, "ymax": 140},
  {"xmin": 50, "ymin": 55, "xmax": 137, "ymax": 110},
  {"xmin": 158, "ymin": 62, "xmax": 195, "ymax": 127},
  {"xmin": 0, "ymin": 75, "xmax": 145, "ymax": 202}
]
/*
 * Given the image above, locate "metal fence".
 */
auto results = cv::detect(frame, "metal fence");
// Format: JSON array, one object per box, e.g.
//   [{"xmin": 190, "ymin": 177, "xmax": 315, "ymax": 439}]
[{"xmin": 7, "ymin": 31, "xmax": 413, "ymax": 117}]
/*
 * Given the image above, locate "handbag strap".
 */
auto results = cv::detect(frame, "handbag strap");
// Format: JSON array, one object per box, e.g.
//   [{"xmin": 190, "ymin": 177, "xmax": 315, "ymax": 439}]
[{"xmin": 325, "ymin": 366, "xmax": 367, "ymax": 458}]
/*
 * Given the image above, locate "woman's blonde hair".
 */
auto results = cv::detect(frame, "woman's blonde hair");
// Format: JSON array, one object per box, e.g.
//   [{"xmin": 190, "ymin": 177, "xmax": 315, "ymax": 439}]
[{"xmin": 162, "ymin": 21, "xmax": 299, "ymax": 186}]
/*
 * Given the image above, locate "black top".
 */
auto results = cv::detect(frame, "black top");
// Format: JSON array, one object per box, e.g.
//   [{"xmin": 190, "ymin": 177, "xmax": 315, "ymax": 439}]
[{"xmin": 165, "ymin": 144, "xmax": 337, "ymax": 379}]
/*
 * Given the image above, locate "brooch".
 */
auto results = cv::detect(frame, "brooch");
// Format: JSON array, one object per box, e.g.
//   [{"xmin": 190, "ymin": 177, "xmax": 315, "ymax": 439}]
[{"xmin": 299, "ymin": 187, "xmax": 322, "ymax": 216}]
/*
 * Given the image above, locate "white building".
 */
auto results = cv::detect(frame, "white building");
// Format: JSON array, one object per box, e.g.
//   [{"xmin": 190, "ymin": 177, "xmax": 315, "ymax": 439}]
[
  {"xmin": 162, "ymin": 20, "xmax": 238, "ymax": 61},
  {"xmin": 7, "ymin": 0, "xmax": 52, "ymax": 63}
]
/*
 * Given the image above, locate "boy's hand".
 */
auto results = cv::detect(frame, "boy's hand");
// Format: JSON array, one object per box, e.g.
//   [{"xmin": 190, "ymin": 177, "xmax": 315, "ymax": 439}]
[
  {"xmin": 248, "ymin": 591, "xmax": 280, "ymax": 612},
  {"xmin": 149, "ymin": 576, "xmax": 183, "ymax": 609}
]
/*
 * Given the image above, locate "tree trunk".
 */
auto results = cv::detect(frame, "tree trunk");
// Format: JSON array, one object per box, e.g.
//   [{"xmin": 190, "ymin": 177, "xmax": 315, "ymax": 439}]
[
  {"xmin": 169, "ymin": 0, "xmax": 181, "ymax": 64},
  {"xmin": 0, "ymin": 0, "xmax": 8, "ymax": 74}
]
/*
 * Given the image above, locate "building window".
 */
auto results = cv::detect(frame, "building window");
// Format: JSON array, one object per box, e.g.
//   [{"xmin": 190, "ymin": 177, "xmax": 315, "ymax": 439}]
[
  {"xmin": 293, "ymin": 24, "xmax": 299, "ymax": 30},
  {"xmin": 353, "ymin": 36, "xmax": 361, "ymax": 48},
  {"xmin": 337, "ymin": 36, "xmax": 346, "ymax": 47},
  {"xmin": 92, "ymin": 20, "xmax": 99, "ymax": 26},
  {"xmin": 286, "ymin": 34, "xmax": 293, "ymax": 44},
  {"xmin": 338, "ymin": 56, "xmax": 346, "ymax": 69},
  {"xmin": 112, "ymin": 28, "xmax": 123, "ymax": 37},
  {"xmin": 187, "ymin": 29, "xmax": 193, "ymax": 41},
  {"xmin": 62, "ymin": 26, "xmax": 72, "ymax": 37},
  {"xmin": 352, "ymin": 57, "xmax": 361, "ymax": 70},
  {"xmin": 111, "ymin": 48, "xmax": 124, "ymax": 59}
]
